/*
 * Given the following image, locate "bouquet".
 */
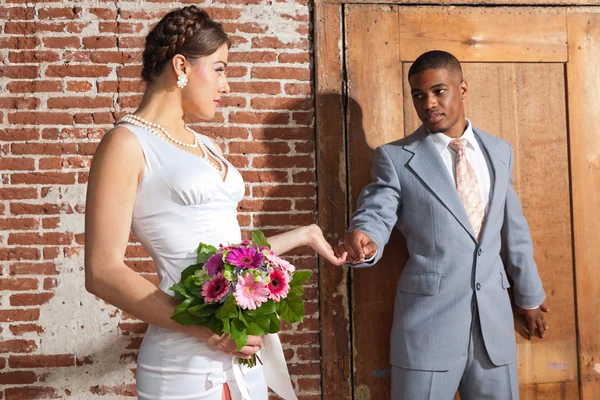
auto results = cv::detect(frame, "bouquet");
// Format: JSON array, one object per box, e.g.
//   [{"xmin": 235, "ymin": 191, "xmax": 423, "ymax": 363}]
[{"xmin": 169, "ymin": 231, "xmax": 312, "ymax": 367}]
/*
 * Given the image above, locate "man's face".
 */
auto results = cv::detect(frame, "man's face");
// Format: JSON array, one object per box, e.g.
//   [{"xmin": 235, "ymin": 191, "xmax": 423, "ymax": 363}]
[{"xmin": 408, "ymin": 68, "xmax": 467, "ymax": 136}]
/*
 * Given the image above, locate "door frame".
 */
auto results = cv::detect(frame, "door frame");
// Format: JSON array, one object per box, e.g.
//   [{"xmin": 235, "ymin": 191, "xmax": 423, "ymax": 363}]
[{"xmin": 314, "ymin": 2, "xmax": 600, "ymax": 399}]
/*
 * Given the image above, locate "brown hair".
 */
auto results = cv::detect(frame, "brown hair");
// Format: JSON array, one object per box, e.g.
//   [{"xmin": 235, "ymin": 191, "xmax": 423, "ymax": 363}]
[{"xmin": 141, "ymin": 6, "xmax": 231, "ymax": 83}]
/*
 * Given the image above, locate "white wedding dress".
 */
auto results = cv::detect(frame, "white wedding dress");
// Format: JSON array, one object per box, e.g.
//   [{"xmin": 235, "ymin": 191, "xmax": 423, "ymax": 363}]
[{"xmin": 122, "ymin": 123, "xmax": 296, "ymax": 400}]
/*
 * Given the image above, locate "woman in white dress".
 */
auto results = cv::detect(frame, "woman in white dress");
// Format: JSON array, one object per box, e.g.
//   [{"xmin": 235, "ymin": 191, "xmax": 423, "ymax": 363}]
[{"xmin": 84, "ymin": 6, "xmax": 346, "ymax": 400}]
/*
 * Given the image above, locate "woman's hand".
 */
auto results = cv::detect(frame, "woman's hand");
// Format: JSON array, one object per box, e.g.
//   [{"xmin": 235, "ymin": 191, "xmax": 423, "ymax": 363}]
[
  {"xmin": 304, "ymin": 224, "xmax": 347, "ymax": 266},
  {"xmin": 207, "ymin": 333, "xmax": 263, "ymax": 359}
]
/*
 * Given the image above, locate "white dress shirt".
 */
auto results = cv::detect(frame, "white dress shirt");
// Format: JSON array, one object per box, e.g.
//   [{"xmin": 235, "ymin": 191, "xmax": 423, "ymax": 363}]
[{"xmin": 429, "ymin": 119, "xmax": 492, "ymax": 215}]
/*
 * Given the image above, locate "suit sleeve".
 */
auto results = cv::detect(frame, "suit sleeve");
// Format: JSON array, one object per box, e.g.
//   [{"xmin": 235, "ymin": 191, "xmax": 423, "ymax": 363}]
[
  {"xmin": 348, "ymin": 146, "xmax": 402, "ymax": 267},
  {"xmin": 501, "ymin": 143, "xmax": 546, "ymax": 308}
]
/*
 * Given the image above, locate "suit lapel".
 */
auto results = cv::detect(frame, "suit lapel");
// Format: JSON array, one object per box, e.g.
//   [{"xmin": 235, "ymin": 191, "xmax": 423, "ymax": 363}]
[
  {"xmin": 473, "ymin": 128, "xmax": 508, "ymax": 243},
  {"xmin": 405, "ymin": 127, "xmax": 477, "ymax": 242}
]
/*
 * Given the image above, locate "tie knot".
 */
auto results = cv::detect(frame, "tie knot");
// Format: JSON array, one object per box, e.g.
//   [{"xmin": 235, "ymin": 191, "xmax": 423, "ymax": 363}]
[{"xmin": 449, "ymin": 138, "xmax": 467, "ymax": 153}]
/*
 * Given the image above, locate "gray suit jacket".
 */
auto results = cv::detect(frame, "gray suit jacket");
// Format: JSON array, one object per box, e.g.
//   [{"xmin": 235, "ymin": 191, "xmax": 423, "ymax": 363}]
[{"xmin": 349, "ymin": 125, "xmax": 546, "ymax": 371}]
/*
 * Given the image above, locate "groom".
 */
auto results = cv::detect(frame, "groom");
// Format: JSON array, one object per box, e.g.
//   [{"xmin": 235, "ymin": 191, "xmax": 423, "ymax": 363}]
[{"xmin": 334, "ymin": 50, "xmax": 549, "ymax": 399}]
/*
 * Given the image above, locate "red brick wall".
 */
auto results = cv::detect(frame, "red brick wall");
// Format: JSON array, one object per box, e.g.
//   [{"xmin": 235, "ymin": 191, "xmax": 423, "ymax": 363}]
[{"xmin": 0, "ymin": 2, "xmax": 320, "ymax": 398}]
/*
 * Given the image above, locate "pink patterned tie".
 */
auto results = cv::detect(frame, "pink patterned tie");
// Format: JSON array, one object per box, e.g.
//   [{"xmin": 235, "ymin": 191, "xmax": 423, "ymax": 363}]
[{"xmin": 448, "ymin": 138, "xmax": 484, "ymax": 240}]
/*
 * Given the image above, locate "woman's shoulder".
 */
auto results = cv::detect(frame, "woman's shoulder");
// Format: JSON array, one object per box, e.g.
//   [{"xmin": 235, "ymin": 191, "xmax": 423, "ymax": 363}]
[{"xmin": 92, "ymin": 125, "xmax": 145, "ymax": 176}]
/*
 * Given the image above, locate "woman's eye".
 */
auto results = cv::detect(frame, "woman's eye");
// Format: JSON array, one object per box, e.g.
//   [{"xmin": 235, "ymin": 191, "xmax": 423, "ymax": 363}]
[{"xmin": 216, "ymin": 68, "xmax": 226, "ymax": 76}]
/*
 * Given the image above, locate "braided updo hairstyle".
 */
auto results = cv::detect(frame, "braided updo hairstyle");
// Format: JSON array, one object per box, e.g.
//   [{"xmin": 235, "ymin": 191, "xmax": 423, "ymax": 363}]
[{"xmin": 141, "ymin": 6, "xmax": 231, "ymax": 84}]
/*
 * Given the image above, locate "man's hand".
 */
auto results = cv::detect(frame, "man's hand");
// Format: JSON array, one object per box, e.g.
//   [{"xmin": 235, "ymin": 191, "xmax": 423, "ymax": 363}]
[
  {"xmin": 333, "ymin": 230, "xmax": 378, "ymax": 264},
  {"xmin": 515, "ymin": 302, "xmax": 549, "ymax": 339}
]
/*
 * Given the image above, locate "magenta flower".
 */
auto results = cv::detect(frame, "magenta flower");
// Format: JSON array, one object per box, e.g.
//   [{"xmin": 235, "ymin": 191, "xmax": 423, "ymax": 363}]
[
  {"xmin": 226, "ymin": 247, "xmax": 264, "ymax": 269},
  {"xmin": 268, "ymin": 268, "xmax": 290, "ymax": 301},
  {"xmin": 205, "ymin": 253, "xmax": 225, "ymax": 276},
  {"xmin": 202, "ymin": 273, "xmax": 230, "ymax": 303},
  {"xmin": 234, "ymin": 274, "xmax": 269, "ymax": 310},
  {"xmin": 275, "ymin": 258, "xmax": 295, "ymax": 273}
]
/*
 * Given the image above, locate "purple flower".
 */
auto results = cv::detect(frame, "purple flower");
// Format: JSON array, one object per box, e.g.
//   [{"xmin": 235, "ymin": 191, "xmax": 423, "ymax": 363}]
[
  {"xmin": 205, "ymin": 254, "xmax": 224, "ymax": 275},
  {"xmin": 226, "ymin": 247, "xmax": 264, "ymax": 269}
]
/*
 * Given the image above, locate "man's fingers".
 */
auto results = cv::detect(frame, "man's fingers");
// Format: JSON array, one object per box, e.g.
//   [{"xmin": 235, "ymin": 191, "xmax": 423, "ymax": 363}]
[
  {"xmin": 528, "ymin": 319, "xmax": 536, "ymax": 340},
  {"xmin": 349, "ymin": 235, "xmax": 365, "ymax": 261},
  {"xmin": 535, "ymin": 318, "xmax": 546, "ymax": 339},
  {"xmin": 344, "ymin": 236, "xmax": 361, "ymax": 262},
  {"xmin": 362, "ymin": 241, "xmax": 378, "ymax": 257},
  {"xmin": 540, "ymin": 302, "xmax": 550, "ymax": 313}
]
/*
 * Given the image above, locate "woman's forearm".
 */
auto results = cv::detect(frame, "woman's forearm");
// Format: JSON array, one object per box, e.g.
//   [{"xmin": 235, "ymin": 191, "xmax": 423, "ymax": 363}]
[
  {"xmin": 267, "ymin": 224, "xmax": 315, "ymax": 255},
  {"xmin": 86, "ymin": 262, "xmax": 213, "ymax": 341}
]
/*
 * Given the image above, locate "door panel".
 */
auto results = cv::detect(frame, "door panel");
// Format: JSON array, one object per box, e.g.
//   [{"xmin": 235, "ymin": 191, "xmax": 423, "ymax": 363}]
[{"xmin": 345, "ymin": 5, "xmax": 578, "ymax": 399}]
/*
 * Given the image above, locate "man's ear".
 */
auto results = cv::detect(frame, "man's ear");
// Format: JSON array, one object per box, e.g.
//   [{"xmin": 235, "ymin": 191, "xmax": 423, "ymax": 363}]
[{"xmin": 460, "ymin": 79, "xmax": 468, "ymax": 100}]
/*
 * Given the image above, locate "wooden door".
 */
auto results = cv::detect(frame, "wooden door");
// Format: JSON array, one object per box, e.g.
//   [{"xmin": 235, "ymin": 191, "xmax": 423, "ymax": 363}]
[{"xmin": 317, "ymin": 4, "xmax": 600, "ymax": 400}]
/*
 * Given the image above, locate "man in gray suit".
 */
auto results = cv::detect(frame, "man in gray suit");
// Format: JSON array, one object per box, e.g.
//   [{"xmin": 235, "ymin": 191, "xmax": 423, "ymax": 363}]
[{"xmin": 334, "ymin": 51, "xmax": 549, "ymax": 399}]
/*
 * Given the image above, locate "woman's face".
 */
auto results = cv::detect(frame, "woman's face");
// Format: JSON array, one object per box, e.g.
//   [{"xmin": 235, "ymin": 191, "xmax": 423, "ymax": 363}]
[{"xmin": 181, "ymin": 43, "xmax": 230, "ymax": 120}]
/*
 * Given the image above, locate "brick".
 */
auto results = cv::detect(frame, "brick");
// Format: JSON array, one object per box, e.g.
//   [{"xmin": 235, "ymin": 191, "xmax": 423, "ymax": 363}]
[
  {"xmin": 285, "ymin": 83, "xmax": 312, "ymax": 95},
  {"xmin": 278, "ymin": 53, "xmax": 310, "ymax": 64},
  {"xmin": 0, "ymin": 340, "xmax": 37, "ymax": 354},
  {"xmin": 118, "ymin": 36, "xmax": 144, "ymax": 48},
  {"xmin": 293, "ymin": 111, "xmax": 314, "ymax": 126},
  {"xmin": 38, "ymin": 7, "xmax": 81, "ymax": 19},
  {"xmin": 229, "ymin": 112, "xmax": 289, "ymax": 125},
  {"xmin": 294, "ymin": 142, "xmax": 315, "ymax": 154},
  {"xmin": 65, "ymin": 81, "xmax": 93, "ymax": 92},
  {"xmin": 47, "ymin": 96, "xmax": 112, "ymax": 109},
  {"xmin": 0, "ymin": 7, "xmax": 35, "ymax": 19},
  {"xmin": 0, "ymin": 371, "xmax": 37, "ymax": 385},
  {"xmin": 10, "ymin": 262, "xmax": 58, "ymax": 275},
  {"xmin": 43, "ymin": 37, "xmax": 80, "ymax": 48},
  {"xmin": 229, "ymin": 142, "xmax": 290, "ymax": 155},
  {"xmin": 0, "ymin": 36, "xmax": 39, "ymax": 49},
  {"xmin": 0, "ymin": 66, "xmax": 39, "ymax": 79},
  {"xmin": 8, "ymin": 232, "xmax": 73, "ymax": 246},
  {"xmin": 252, "ymin": 67, "xmax": 310, "ymax": 81},
  {"xmin": 252, "ymin": 37, "xmax": 309, "ymax": 50},
  {"xmin": 0, "ymin": 188, "xmax": 37, "ymax": 200},
  {"xmin": 252, "ymin": 155, "xmax": 313, "ymax": 169},
  {"xmin": 5, "ymin": 81, "xmax": 63, "ymax": 94},
  {"xmin": 0, "ymin": 97, "xmax": 40, "ymax": 110},
  {"xmin": 0, "ymin": 158, "xmax": 35, "ymax": 171},
  {"xmin": 0, "ymin": 279, "xmax": 38, "ymax": 291},
  {"xmin": 239, "ymin": 170, "xmax": 289, "ymax": 183},
  {"xmin": 229, "ymin": 82, "xmax": 280, "ymax": 95},
  {"xmin": 0, "ymin": 309, "xmax": 40, "ymax": 322},
  {"xmin": 229, "ymin": 51, "xmax": 276, "ymax": 63},
  {"xmin": 9, "ymin": 354, "xmax": 75, "ymax": 368},
  {"xmin": 46, "ymin": 65, "xmax": 110, "ymax": 78},
  {"xmin": 9, "ymin": 324, "xmax": 44, "ymax": 335},
  {"xmin": 253, "ymin": 185, "xmax": 315, "ymax": 198},
  {"xmin": 43, "ymin": 278, "xmax": 57, "ymax": 290},
  {"xmin": 124, "ymin": 260, "xmax": 155, "ymax": 273},
  {"xmin": 0, "ymin": 247, "xmax": 40, "ymax": 261},
  {"xmin": 8, "ymin": 51, "xmax": 59, "ymax": 63},
  {"xmin": 83, "ymin": 36, "xmax": 117, "ymax": 49},
  {"xmin": 5, "ymin": 22, "xmax": 64, "ymax": 35},
  {"xmin": 119, "ymin": 322, "xmax": 148, "ymax": 334},
  {"xmin": 10, "ymin": 203, "xmax": 64, "ymax": 215},
  {"xmin": 237, "ymin": 200, "xmax": 292, "ymax": 212},
  {"xmin": 293, "ymin": 171, "xmax": 315, "ymax": 183},
  {"xmin": 0, "ymin": 218, "xmax": 38, "ymax": 231},
  {"xmin": 251, "ymin": 98, "xmax": 312, "ymax": 110},
  {"xmin": 193, "ymin": 126, "xmax": 248, "ymax": 140},
  {"xmin": 89, "ymin": 8, "xmax": 117, "ymax": 20},
  {"xmin": 11, "ymin": 173, "xmax": 76, "ymax": 185},
  {"xmin": 89, "ymin": 384, "xmax": 136, "ymax": 396},
  {"xmin": 43, "ymin": 247, "xmax": 60, "ymax": 260},
  {"xmin": 253, "ymin": 213, "xmax": 315, "ymax": 227},
  {"xmin": 11, "ymin": 143, "xmax": 77, "ymax": 155},
  {"xmin": 4, "ymin": 387, "xmax": 59, "ymax": 399},
  {"xmin": 251, "ymin": 127, "xmax": 313, "ymax": 140},
  {"xmin": 8, "ymin": 112, "xmax": 73, "ymax": 125},
  {"xmin": 10, "ymin": 293, "xmax": 55, "ymax": 306}
]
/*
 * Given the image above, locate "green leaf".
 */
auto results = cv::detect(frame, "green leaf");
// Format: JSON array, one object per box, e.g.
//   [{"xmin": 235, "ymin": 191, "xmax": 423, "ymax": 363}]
[
  {"xmin": 203, "ymin": 316, "xmax": 224, "ymax": 335},
  {"xmin": 222, "ymin": 318, "xmax": 231, "ymax": 334},
  {"xmin": 245, "ymin": 314, "xmax": 270, "ymax": 335},
  {"xmin": 268, "ymin": 313, "xmax": 281, "ymax": 333},
  {"xmin": 237, "ymin": 310, "xmax": 249, "ymax": 328},
  {"xmin": 231, "ymin": 318, "xmax": 248, "ymax": 351},
  {"xmin": 188, "ymin": 303, "xmax": 219, "ymax": 317},
  {"xmin": 171, "ymin": 298, "xmax": 205, "ymax": 326},
  {"xmin": 277, "ymin": 293, "xmax": 304, "ymax": 323},
  {"xmin": 183, "ymin": 275, "xmax": 203, "ymax": 298},
  {"xmin": 169, "ymin": 283, "xmax": 192, "ymax": 301},
  {"xmin": 216, "ymin": 295, "xmax": 238, "ymax": 320},
  {"xmin": 197, "ymin": 243, "xmax": 218, "ymax": 264},
  {"xmin": 180, "ymin": 263, "xmax": 204, "ymax": 282},
  {"xmin": 245, "ymin": 299, "xmax": 276, "ymax": 316},
  {"xmin": 289, "ymin": 271, "xmax": 312, "ymax": 288},
  {"xmin": 251, "ymin": 230, "xmax": 270, "ymax": 249}
]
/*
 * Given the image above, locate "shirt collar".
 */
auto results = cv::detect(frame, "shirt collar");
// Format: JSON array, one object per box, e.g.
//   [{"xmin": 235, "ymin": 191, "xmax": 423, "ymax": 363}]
[{"xmin": 429, "ymin": 119, "xmax": 477, "ymax": 155}]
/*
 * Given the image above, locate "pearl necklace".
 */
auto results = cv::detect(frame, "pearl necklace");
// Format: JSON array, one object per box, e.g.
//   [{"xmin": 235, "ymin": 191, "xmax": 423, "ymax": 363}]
[{"xmin": 118, "ymin": 114, "xmax": 226, "ymax": 178}]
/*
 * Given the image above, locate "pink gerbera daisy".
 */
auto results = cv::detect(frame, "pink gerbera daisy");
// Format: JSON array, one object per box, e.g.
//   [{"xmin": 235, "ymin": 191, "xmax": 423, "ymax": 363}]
[
  {"xmin": 205, "ymin": 253, "xmax": 225, "ymax": 276},
  {"xmin": 226, "ymin": 247, "xmax": 264, "ymax": 269},
  {"xmin": 234, "ymin": 274, "xmax": 269, "ymax": 310},
  {"xmin": 268, "ymin": 268, "xmax": 290, "ymax": 301},
  {"xmin": 202, "ymin": 273, "xmax": 230, "ymax": 303}
]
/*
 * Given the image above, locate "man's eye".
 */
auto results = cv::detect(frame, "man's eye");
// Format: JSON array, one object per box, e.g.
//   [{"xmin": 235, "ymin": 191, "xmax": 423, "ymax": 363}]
[{"xmin": 436, "ymin": 89, "xmax": 446, "ymax": 95}]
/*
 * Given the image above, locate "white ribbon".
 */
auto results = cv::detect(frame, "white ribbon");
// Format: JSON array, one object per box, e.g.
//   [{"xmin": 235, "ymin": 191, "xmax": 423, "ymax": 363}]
[{"xmin": 230, "ymin": 333, "xmax": 297, "ymax": 400}]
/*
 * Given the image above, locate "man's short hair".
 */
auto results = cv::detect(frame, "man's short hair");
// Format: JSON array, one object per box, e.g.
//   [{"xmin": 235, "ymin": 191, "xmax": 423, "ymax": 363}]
[{"xmin": 408, "ymin": 50, "xmax": 463, "ymax": 80}]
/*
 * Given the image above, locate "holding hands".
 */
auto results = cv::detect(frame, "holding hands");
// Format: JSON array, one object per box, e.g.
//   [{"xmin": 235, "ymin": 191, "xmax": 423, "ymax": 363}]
[{"xmin": 333, "ymin": 230, "xmax": 378, "ymax": 264}]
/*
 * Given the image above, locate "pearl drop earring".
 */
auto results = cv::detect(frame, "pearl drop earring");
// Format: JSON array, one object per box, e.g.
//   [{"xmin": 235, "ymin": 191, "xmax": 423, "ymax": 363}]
[{"xmin": 177, "ymin": 74, "xmax": 188, "ymax": 89}]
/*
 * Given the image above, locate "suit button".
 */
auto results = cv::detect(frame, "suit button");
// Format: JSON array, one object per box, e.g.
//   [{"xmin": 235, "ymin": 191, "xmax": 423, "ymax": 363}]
[
  {"xmin": 476, "ymin": 283, "xmax": 481, "ymax": 290},
  {"xmin": 477, "ymin": 248, "xmax": 483, "ymax": 256}
]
